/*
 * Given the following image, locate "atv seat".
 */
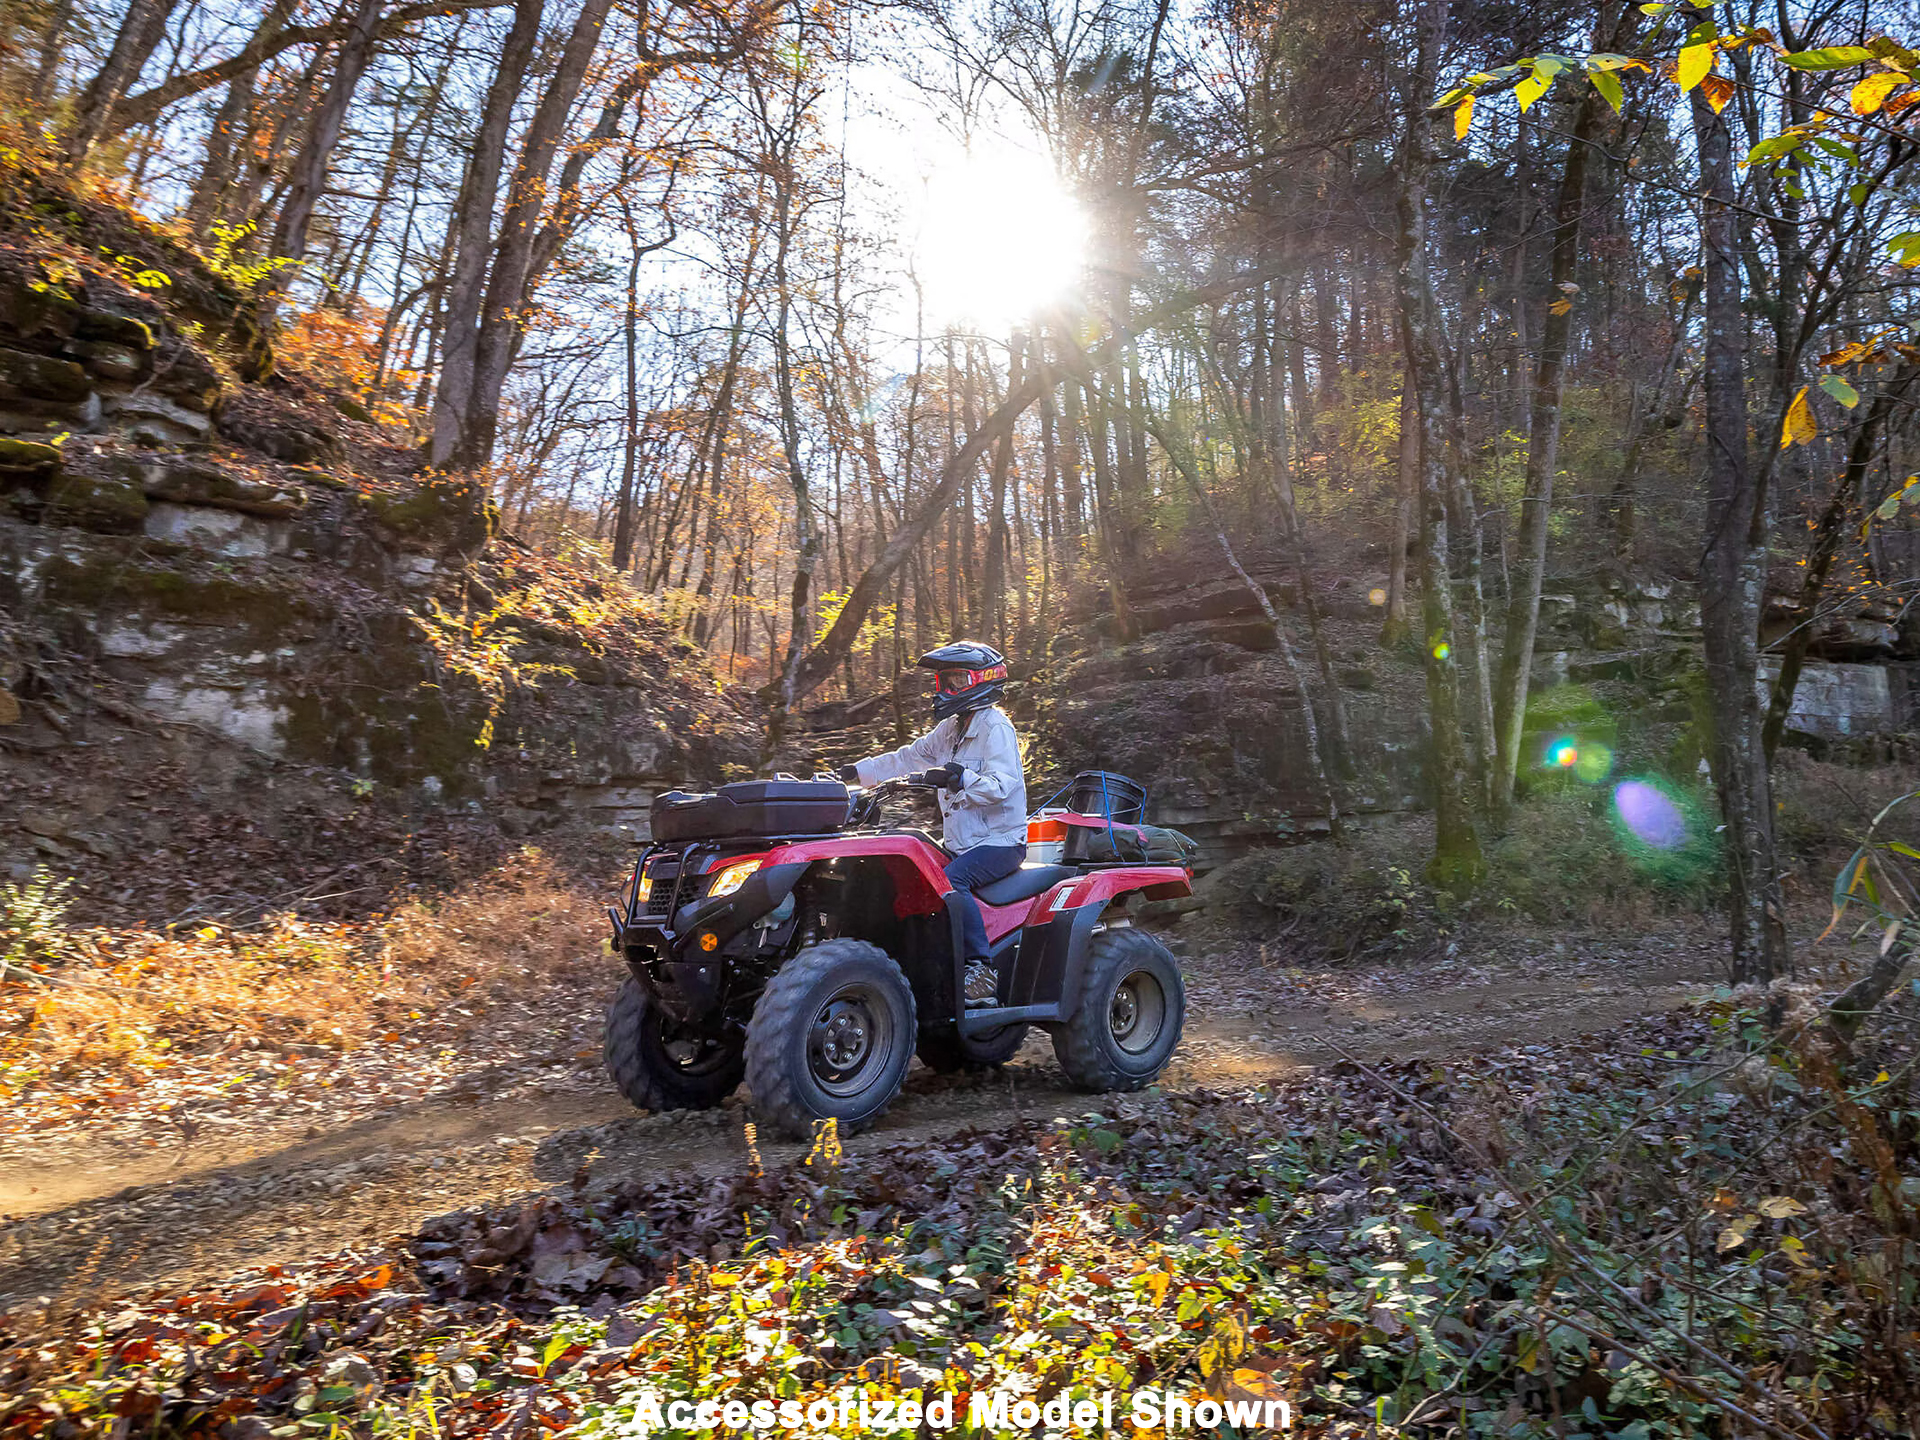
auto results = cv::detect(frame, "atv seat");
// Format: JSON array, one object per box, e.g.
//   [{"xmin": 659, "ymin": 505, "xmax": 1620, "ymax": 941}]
[{"xmin": 973, "ymin": 863, "xmax": 1076, "ymax": 906}]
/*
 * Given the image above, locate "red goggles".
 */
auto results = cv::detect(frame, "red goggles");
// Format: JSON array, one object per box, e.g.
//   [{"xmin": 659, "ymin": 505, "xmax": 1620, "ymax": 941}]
[{"xmin": 935, "ymin": 663, "xmax": 1007, "ymax": 694}]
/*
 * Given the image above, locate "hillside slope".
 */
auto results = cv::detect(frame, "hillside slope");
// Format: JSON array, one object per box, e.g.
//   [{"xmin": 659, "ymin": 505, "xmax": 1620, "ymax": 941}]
[{"xmin": 0, "ymin": 158, "xmax": 755, "ymax": 922}]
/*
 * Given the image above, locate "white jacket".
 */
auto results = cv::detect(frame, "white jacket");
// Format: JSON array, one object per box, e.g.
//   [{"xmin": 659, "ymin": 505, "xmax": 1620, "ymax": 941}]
[{"xmin": 853, "ymin": 705, "xmax": 1028, "ymax": 851}]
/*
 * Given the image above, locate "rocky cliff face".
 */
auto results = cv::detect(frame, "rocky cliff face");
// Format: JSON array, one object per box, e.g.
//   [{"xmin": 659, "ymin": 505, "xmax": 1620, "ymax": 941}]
[{"xmin": 0, "ymin": 163, "xmax": 755, "ymax": 922}]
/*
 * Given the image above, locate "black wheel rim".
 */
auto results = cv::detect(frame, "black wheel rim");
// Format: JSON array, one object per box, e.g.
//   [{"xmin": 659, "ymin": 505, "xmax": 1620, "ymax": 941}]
[
  {"xmin": 1109, "ymin": 969, "xmax": 1168, "ymax": 1056},
  {"xmin": 808, "ymin": 983, "xmax": 898, "ymax": 1098},
  {"xmin": 650, "ymin": 1014, "xmax": 735, "ymax": 1076}
]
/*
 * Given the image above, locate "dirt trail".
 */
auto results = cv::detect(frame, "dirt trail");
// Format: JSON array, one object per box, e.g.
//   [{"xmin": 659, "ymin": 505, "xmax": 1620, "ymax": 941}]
[{"xmin": 0, "ymin": 929, "xmax": 1721, "ymax": 1309}]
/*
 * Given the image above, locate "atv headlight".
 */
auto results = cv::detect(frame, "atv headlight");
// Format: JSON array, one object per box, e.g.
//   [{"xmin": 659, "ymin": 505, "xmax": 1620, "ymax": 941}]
[{"xmin": 709, "ymin": 858, "xmax": 762, "ymax": 897}]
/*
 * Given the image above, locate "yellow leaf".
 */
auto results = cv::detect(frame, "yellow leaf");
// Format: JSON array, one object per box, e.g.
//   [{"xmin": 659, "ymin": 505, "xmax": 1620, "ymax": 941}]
[
  {"xmin": 1717, "ymin": 1216, "xmax": 1758, "ymax": 1252},
  {"xmin": 1701, "ymin": 73, "xmax": 1735, "ymax": 112},
  {"xmin": 1454, "ymin": 94, "xmax": 1474, "ymax": 140},
  {"xmin": 1782, "ymin": 386, "xmax": 1817, "ymax": 447},
  {"xmin": 1677, "ymin": 43, "xmax": 1714, "ymax": 92},
  {"xmin": 1876, "ymin": 1069, "xmax": 1892, "ymax": 1084},
  {"xmin": 1230, "ymin": 1369, "xmax": 1288, "ymax": 1401},
  {"xmin": 1759, "ymin": 1196, "xmax": 1807, "ymax": 1218},
  {"xmin": 1548, "ymin": 298, "xmax": 1573, "ymax": 315},
  {"xmin": 1515, "ymin": 69, "xmax": 1551, "ymax": 112},
  {"xmin": 1852, "ymin": 70, "xmax": 1903, "ymax": 115}
]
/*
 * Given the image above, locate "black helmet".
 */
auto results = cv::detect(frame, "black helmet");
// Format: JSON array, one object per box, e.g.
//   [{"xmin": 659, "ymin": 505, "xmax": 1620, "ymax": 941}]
[{"xmin": 918, "ymin": 640, "xmax": 1008, "ymax": 721}]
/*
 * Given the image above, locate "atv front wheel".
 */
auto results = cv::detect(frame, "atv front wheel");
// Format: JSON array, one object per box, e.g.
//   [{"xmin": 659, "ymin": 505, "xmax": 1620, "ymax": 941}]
[
  {"xmin": 604, "ymin": 977, "xmax": 744, "ymax": 1112},
  {"xmin": 917, "ymin": 1023, "xmax": 1029, "ymax": 1073},
  {"xmin": 1053, "ymin": 928, "xmax": 1185, "ymax": 1092},
  {"xmin": 746, "ymin": 940, "xmax": 916, "ymax": 1141}
]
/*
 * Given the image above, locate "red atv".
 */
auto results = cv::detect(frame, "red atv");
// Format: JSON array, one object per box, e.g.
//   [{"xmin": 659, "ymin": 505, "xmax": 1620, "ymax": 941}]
[{"xmin": 605, "ymin": 774, "xmax": 1191, "ymax": 1139}]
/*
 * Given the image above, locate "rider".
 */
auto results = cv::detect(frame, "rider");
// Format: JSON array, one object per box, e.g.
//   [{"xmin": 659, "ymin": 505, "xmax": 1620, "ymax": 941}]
[{"xmin": 838, "ymin": 641, "xmax": 1027, "ymax": 1006}]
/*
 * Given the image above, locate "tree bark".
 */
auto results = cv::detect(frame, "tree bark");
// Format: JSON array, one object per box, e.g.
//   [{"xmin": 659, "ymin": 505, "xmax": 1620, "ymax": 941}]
[
  {"xmin": 187, "ymin": 0, "xmax": 299, "ymax": 239},
  {"xmin": 259, "ymin": 0, "xmax": 386, "ymax": 326},
  {"xmin": 1383, "ymin": 379, "xmax": 1415, "ymax": 645},
  {"xmin": 62, "ymin": 0, "xmax": 180, "ymax": 167},
  {"xmin": 426, "ymin": 0, "xmax": 541, "ymax": 467},
  {"xmin": 107, "ymin": 0, "xmax": 510, "ymax": 137},
  {"xmin": 1393, "ymin": 0, "xmax": 1483, "ymax": 888},
  {"xmin": 1690, "ymin": 85, "xmax": 1789, "ymax": 984},
  {"xmin": 456, "ymin": 0, "xmax": 617, "ymax": 471},
  {"xmin": 1763, "ymin": 367, "xmax": 1917, "ymax": 758},
  {"xmin": 1492, "ymin": 54, "xmax": 1609, "ymax": 816},
  {"xmin": 981, "ymin": 331, "xmax": 1024, "ymax": 649}
]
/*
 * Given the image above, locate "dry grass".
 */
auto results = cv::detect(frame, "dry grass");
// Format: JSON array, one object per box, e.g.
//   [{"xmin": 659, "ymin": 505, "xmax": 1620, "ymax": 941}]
[{"xmin": 0, "ymin": 848, "xmax": 605, "ymax": 1095}]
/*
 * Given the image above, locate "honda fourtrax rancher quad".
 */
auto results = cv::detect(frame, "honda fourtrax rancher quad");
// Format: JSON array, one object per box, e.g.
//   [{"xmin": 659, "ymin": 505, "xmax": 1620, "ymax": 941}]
[{"xmin": 605, "ymin": 772, "xmax": 1191, "ymax": 1139}]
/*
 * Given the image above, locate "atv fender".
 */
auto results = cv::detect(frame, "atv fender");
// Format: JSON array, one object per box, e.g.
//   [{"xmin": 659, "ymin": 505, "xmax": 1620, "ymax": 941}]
[
  {"xmin": 669, "ymin": 861, "xmax": 809, "ymax": 952},
  {"xmin": 1003, "ymin": 898, "xmax": 1106, "ymax": 1018}
]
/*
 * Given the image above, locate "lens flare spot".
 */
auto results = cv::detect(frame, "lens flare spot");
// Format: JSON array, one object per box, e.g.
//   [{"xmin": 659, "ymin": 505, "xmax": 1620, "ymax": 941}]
[
  {"xmin": 1431, "ymin": 641, "xmax": 1451, "ymax": 660},
  {"xmin": 1368, "ymin": 587, "xmax": 1388, "ymax": 607},
  {"xmin": 1614, "ymin": 780, "xmax": 1687, "ymax": 850}
]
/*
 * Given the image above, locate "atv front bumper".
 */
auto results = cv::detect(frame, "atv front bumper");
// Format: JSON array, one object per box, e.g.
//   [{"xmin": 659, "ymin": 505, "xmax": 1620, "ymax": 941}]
[{"xmin": 608, "ymin": 847, "xmax": 808, "ymax": 970}]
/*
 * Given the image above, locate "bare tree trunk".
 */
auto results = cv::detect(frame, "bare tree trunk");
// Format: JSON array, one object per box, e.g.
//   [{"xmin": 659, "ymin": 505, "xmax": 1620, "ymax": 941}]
[
  {"xmin": 428, "ymin": 0, "xmax": 542, "ymax": 467},
  {"xmin": 1611, "ymin": 290, "xmax": 1694, "ymax": 559},
  {"xmin": 458, "ymin": 0, "xmax": 616, "ymax": 470},
  {"xmin": 1445, "ymin": 346, "xmax": 1499, "ymax": 812},
  {"xmin": 30, "ymin": 0, "xmax": 77, "ymax": 105},
  {"xmin": 611, "ymin": 191, "xmax": 645, "ymax": 573},
  {"xmin": 258, "ymin": 0, "xmax": 386, "ymax": 327},
  {"xmin": 188, "ymin": 0, "xmax": 298, "ymax": 238},
  {"xmin": 1764, "ymin": 368, "xmax": 1916, "ymax": 757},
  {"xmin": 1394, "ymin": 0, "xmax": 1483, "ymax": 888},
  {"xmin": 1492, "ymin": 54, "xmax": 1609, "ymax": 815},
  {"xmin": 61, "ymin": 0, "xmax": 179, "ymax": 167},
  {"xmin": 1383, "ymin": 379, "xmax": 1415, "ymax": 645},
  {"xmin": 980, "ymin": 330, "xmax": 1023, "ymax": 647},
  {"xmin": 1059, "ymin": 359, "xmax": 1087, "ymax": 541},
  {"xmin": 1690, "ymin": 85, "xmax": 1788, "ymax": 984}
]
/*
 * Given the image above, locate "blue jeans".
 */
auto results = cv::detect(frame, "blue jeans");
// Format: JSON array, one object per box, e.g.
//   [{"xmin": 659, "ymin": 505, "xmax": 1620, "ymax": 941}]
[{"xmin": 944, "ymin": 843, "xmax": 1027, "ymax": 967}]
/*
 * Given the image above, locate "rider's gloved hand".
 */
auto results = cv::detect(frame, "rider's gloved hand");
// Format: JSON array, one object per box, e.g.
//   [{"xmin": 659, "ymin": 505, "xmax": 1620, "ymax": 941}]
[
  {"xmin": 836, "ymin": 764, "xmax": 860, "ymax": 784},
  {"xmin": 934, "ymin": 761, "xmax": 966, "ymax": 792}
]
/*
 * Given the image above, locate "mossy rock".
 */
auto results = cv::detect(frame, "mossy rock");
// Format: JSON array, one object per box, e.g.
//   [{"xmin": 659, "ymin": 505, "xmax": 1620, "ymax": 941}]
[
  {"xmin": 137, "ymin": 457, "xmax": 307, "ymax": 518},
  {"xmin": 0, "ymin": 436, "xmax": 61, "ymax": 480},
  {"xmin": 72, "ymin": 340, "xmax": 146, "ymax": 383},
  {"xmin": 0, "ymin": 273, "xmax": 80, "ymax": 344},
  {"xmin": 360, "ymin": 477, "xmax": 494, "ymax": 554},
  {"xmin": 74, "ymin": 306, "xmax": 157, "ymax": 351},
  {"xmin": 331, "ymin": 393, "xmax": 374, "ymax": 423},
  {"xmin": 150, "ymin": 339, "xmax": 224, "ymax": 412},
  {"xmin": 0, "ymin": 346, "xmax": 91, "ymax": 403},
  {"xmin": 40, "ymin": 551, "xmax": 310, "ymax": 628},
  {"xmin": 44, "ymin": 469, "xmax": 149, "ymax": 533},
  {"xmin": 289, "ymin": 465, "xmax": 354, "ymax": 491}
]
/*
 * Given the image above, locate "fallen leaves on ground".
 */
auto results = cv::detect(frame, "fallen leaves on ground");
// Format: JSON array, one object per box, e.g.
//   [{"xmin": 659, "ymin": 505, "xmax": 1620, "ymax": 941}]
[{"xmin": 5, "ymin": 994, "xmax": 1916, "ymax": 1439}]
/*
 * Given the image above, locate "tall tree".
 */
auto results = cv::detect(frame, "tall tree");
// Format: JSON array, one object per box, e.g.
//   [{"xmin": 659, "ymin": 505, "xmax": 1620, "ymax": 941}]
[{"xmin": 1393, "ymin": 0, "xmax": 1483, "ymax": 886}]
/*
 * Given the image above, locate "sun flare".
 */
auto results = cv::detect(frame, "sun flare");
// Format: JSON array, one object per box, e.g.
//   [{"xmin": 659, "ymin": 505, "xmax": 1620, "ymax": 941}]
[{"xmin": 909, "ymin": 145, "xmax": 1090, "ymax": 332}]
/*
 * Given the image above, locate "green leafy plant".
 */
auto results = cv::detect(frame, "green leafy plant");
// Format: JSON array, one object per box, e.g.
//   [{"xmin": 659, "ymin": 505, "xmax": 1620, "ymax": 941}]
[
  {"xmin": 0, "ymin": 864, "xmax": 73, "ymax": 982},
  {"xmin": 207, "ymin": 220, "xmax": 301, "ymax": 293}
]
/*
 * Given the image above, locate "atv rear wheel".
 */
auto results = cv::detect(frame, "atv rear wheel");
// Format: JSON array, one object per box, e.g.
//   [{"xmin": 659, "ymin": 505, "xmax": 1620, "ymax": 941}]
[
  {"xmin": 916, "ymin": 1023, "xmax": 1029, "ymax": 1073},
  {"xmin": 1053, "ymin": 928, "xmax": 1185, "ymax": 1092},
  {"xmin": 747, "ymin": 940, "xmax": 917, "ymax": 1141},
  {"xmin": 604, "ymin": 976, "xmax": 745, "ymax": 1112}
]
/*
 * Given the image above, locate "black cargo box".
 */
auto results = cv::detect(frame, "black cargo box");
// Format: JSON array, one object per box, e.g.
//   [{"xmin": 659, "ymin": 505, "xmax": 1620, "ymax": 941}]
[{"xmin": 652, "ymin": 779, "xmax": 849, "ymax": 842}]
